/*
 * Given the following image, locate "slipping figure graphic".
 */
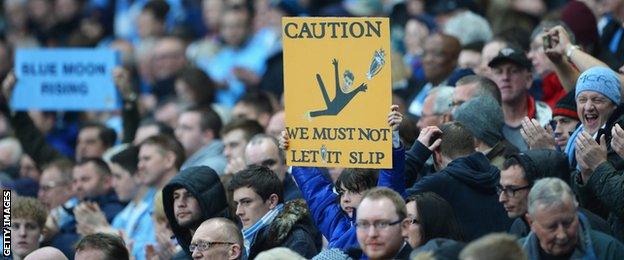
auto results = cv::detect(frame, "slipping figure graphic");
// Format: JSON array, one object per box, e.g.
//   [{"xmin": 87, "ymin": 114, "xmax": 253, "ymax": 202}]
[{"xmin": 309, "ymin": 58, "xmax": 367, "ymax": 117}]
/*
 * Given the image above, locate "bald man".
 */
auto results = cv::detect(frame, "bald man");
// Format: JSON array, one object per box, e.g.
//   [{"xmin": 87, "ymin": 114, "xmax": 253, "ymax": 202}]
[
  {"xmin": 24, "ymin": 247, "xmax": 68, "ymax": 260},
  {"xmin": 190, "ymin": 218, "xmax": 243, "ymax": 260},
  {"xmin": 405, "ymin": 33, "xmax": 461, "ymax": 117}
]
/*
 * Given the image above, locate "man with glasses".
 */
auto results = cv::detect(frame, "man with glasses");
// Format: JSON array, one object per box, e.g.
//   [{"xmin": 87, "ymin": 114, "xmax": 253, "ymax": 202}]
[
  {"xmin": 499, "ymin": 150, "xmax": 611, "ymax": 237},
  {"xmin": 190, "ymin": 218, "xmax": 243, "ymax": 260},
  {"xmin": 348, "ymin": 187, "xmax": 411, "ymax": 260},
  {"xmin": 244, "ymin": 134, "xmax": 301, "ymax": 201},
  {"xmin": 229, "ymin": 165, "xmax": 320, "ymax": 259}
]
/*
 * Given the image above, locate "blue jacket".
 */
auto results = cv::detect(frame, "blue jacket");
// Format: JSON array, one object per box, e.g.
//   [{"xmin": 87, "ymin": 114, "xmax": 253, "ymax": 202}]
[
  {"xmin": 291, "ymin": 146, "xmax": 405, "ymax": 250},
  {"xmin": 405, "ymin": 150, "xmax": 512, "ymax": 241}
]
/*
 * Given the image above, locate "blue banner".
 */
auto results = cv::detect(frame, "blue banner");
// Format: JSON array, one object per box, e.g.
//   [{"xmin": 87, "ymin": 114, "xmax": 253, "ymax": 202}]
[{"xmin": 12, "ymin": 48, "xmax": 120, "ymax": 111}]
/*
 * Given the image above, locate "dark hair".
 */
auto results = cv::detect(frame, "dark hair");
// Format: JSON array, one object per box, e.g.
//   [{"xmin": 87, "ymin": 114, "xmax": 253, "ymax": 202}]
[
  {"xmin": 142, "ymin": 0, "xmax": 170, "ymax": 22},
  {"xmin": 220, "ymin": 118, "xmax": 265, "ymax": 141},
  {"xmin": 236, "ymin": 91, "xmax": 274, "ymax": 116},
  {"xmin": 335, "ymin": 168, "xmax": 378, "ymax": 194},
  {"xmin": 462, "ymin": 41, "xmax": 484, "ymax": 52},
  {"xmin": 176, "ymin": 66, "xmax": 216, "ymax": 106},
  {"xmin": 110, "ymin": 146, "xmax": 139, "ymax": 175},
  {"xmin": 455, "ymin": 75, "xmax": 502, "ymax": 105},
  {"xmin": 406, "ymin": 192, "xmax": 465, "ymax": 243},
  {"xmin": 75, "ymin": 233, "xmax": 130, "ymax": 260},
  {"xmin": 184, "ymin": 106, "xmax": 223, "ymax": 139},
  {"xmin": 77, "ymin": 157, "xmax": 112, "ymax": 177},
  {"xmin": 140, "ymin": 134, "xmax": 186, "ymax": 169},
  {"xmin": 439, "ymin": 122, "xmax": 475, "ymax": 159},
  {"xmin": 80, "ymin": 122, "xmax": 118, "ymax": 148},
  {"xmin": 228, "ymin": 165, "xmax": 283, "ymax": 203}
]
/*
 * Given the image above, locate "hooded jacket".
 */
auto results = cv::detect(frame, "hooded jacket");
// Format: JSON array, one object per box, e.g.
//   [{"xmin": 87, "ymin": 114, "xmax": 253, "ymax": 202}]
[
  {"xmin": 248, "ymin": 199, "xmax": 322, "ymax": 259},
  {"xmin": 407, "ymin": 152, "xmax": 512, "ymax": 241},
  {"xmin": 162, "ymin": 166, "xmax": 229, "ymax": 258}
]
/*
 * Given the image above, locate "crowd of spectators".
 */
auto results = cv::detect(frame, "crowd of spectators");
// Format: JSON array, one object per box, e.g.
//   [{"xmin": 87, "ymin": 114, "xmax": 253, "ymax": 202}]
[{"xmin": 2, "ymin": 0, "xmax": 624, "ymax": 259}]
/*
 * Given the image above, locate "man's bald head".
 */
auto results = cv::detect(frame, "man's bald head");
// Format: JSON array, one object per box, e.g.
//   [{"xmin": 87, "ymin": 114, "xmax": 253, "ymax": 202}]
[
  {"xmin": 24, "ymin": 247, "xmax": 68, "ymax": 260},
  {"xmin": 423, "ymin": 33, "xmax": 461, "ymax": 84},
  {"xmin": 195, "ymin": 218, "xmax": 243, "ymax": 246}
]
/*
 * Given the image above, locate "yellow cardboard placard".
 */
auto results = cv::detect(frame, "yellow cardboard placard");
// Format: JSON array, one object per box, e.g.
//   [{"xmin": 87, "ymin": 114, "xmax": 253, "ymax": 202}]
[{"xmin": 283, "ymin": 17, "xmax": 392, "ymax": 168}]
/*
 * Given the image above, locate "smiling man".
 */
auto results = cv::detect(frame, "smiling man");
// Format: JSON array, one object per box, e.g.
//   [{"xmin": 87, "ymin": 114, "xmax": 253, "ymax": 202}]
[
  {"xmin": 163, "ymin": 166, "xmax": 229, "ymax": 259},
  {"xmin": 229, "ymin": 165, "xmax": 320, "ymax": 259},
  {"xmin": 520, "ymin": 178, "xmax": 624, "ymax": 259},
  {"xmin": 565, "ymin": 66, "xmax": 624, "ymax": 169}
]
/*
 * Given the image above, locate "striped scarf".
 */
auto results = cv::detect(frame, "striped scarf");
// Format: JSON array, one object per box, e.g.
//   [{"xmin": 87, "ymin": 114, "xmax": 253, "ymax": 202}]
[{"xmin": 242, "ymin": 203, "xmax": 284, "ymax": 258}]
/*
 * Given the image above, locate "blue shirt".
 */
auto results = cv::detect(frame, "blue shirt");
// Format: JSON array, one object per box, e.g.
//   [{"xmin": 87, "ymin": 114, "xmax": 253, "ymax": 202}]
[{"xmin": 112, "ymin": 188, "xmax": 157, "ymax": 260}]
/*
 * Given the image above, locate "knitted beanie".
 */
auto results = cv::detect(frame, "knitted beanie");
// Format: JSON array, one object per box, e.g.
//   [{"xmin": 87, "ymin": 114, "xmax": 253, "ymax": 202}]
[
  {"xmin": 553, "ymin": 90, "xmax": 578, "ymax": 120},
  {"xmin": 575, "ymin": 67, "xmax": 621, "ymax": 104},
  {"xmin": 453, "ymin": 96, "xmax": 504, "ymax": 147}
]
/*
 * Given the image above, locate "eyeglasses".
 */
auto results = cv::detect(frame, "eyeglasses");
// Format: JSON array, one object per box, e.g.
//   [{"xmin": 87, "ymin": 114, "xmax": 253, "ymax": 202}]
[
  {"xmin": 496, "ymin": 184, "xmax": 530, "ymax": 197},
  {"xmin": 355, "ymin": 219, "xmax": 402, "ymax": 230},
  {"xmin": 189, "ymin": 240, "xmax": 235, "ymax": 253}
]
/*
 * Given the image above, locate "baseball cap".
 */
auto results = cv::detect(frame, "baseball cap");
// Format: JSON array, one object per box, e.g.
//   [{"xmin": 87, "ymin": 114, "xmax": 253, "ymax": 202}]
[{"xmin": 488, "ymin": 47, "xmax": 532, "ymax": 70}]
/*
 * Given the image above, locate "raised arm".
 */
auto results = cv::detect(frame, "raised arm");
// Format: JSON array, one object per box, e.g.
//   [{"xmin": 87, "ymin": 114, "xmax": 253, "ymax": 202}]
[
  {"xmin": 0, "ymin": 72, "xmax": 67, "ymax": 165},
  {"xmin": 280, "ymin": 131, "xmax": 356, "ymax": 249}
]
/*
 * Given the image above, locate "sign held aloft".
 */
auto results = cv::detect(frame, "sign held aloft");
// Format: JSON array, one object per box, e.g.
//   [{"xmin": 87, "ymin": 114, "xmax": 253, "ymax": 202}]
[
  {"xmin": 12, "ymin": 49, "xmax": 120, "ymax": 111},
  {"xmin": 283, "ymin": 17, "xmax": 392, "ymax": 168}
]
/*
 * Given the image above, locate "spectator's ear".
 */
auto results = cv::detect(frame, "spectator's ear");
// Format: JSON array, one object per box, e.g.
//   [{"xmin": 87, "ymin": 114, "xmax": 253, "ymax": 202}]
[
  {"xmin": 267, "ymin": 193, "xmax": 279, "ymax": 209},
  {"xmin": 229, "ymin": 243, "xmax": 242, "ymax": 260}
]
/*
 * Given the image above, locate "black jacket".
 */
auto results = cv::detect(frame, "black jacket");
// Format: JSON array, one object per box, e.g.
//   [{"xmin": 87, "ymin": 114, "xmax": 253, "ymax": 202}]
[
  {"xmin": 248, "ymin": 199, "xmax": 321, "ymax": 259},
  {"xmin": 162, "ymin": 166, "xmax": 229, "ymax": 258},
  {"xmin": 347, "ymin": 242, "xmax": 413, "ymax": 260},
  {"xmin": 407, "ymin": 152, "xmax": 513, "ymax": 241}
]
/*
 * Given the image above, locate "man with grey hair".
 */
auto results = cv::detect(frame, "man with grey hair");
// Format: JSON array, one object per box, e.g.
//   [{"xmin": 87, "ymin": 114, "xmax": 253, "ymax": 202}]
[
  {"xmin": 450, "ymin": 75, "xmax": 502, "ymax": 114},
  {"xmin": 417, "ymin": 86, "xmax": 454, "ymax": 129},
  {"xmin": 244, "ymin": 134, "xmax": 301, "ymax": 201},
  {"xmin": 521, "ymin": 178, "xmax": 624, "ymax": 259}
]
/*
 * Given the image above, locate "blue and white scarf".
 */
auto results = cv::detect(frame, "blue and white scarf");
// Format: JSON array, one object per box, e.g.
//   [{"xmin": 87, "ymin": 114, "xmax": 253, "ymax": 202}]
[
  {"xmin": 565, "ymin": 125, "xmax": 584, "ymax": 169},
  {"xmin": 242, "ymin": 203, "xmax": 284, "ymax": 257}
]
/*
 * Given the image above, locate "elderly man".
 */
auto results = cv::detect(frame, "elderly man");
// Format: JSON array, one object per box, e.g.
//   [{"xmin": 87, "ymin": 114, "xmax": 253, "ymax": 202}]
[
  {"xmin": 190, "ymin": 218, "xmax": 243, "ymax": 260},
  {"xmin": 348, "ymin": 187, "xmax": 411, "ymax": 260},
  {"xmin": 565, "ymin": 67, "xmax": 624, "ymax": 170},
  {"xmin": 520, "ymin": 178, "xmax": 624, "ymax": 259},
  {"xmin": 498, "ymin": 150, "xmax": 610, "ymax": 238},
  {"xmin": 416, "ymin": 86, "xmax": 454, "ymax": 129}
]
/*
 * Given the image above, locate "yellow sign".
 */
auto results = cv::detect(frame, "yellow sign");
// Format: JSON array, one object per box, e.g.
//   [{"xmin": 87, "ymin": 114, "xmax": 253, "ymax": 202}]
[{"xmin": 283, "ymin": 17, "xmax": 392, "ymax": 168}]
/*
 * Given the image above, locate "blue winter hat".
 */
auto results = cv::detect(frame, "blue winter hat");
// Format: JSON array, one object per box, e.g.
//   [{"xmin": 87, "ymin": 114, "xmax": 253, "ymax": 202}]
[{"xmin": 575, "ymin": 67, "xmax": 621, "ymax": 104}]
